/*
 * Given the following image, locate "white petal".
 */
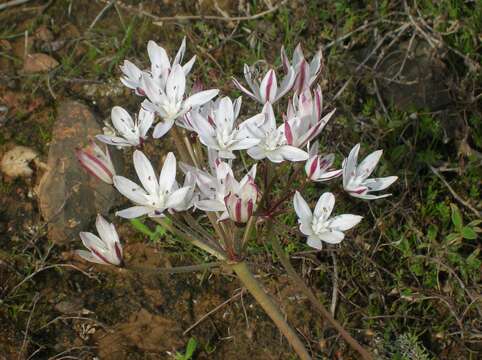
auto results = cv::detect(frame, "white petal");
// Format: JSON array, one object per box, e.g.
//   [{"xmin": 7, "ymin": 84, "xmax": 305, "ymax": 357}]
[
  {"xmin": 232, "ymin": 77, "xmax": 257, "ymax": 101},
  {"xmin": 351, "ymin": 193, "xmax": 392, "ymax": 200},
  {"xmin": 116, "ymin": 205, "xmax": 152, "ymax": 219},
  {"xmin": 153, "ymin": 119, "xmax": 175, "ymax": 139},
  {"xmin": 357, "ymin": 150, "xmax": 382, "ymax": 180},
  {"xmin": 113, "ymin": 175, "xmax": 149, "ymax": 204},
  {"xmin": 362, "ymin": 176, "xmax": 398, "ymax": 192},
  {"xmin": 148, "ymin": 40, "xmax": 170, "ymax": 78},
  {"xmin": 196, "ymin": 199, "xmax": 226, "ymax": 212},
  {"xmin": 166, "ymin": 186, "xmax": 190, "ymax": 208},
  {"xmin": 329, "ymin": 214, "xmax": 362, "ymax": 231},
  {"xmin": 75, "ymin": 250, "xmax": 107, "ymax": 265},
  {"xmin": 274, "ymin": 66, "xmax": 295, "ymax": 102},
  {"xmin": 313, "ymin": 192, "xmax": 335, "ymax": 220},
  {"xmin": 79, "ymin": 231, "xmax": 105, "ymax": 251},
  {"xmin": 247, "ymin": 146, "xmax": 267, "ymax": 160},
  {"xmin": 279, "ymin": 146, "xmax": 309, "ymax": 162},
  {"xmin": 158, "ymin": 152, "xmax": 177, "ymax": 194},
  {"xmin": 343, "ymin": 143, "xmax": 360, "ymax": 188},
  {"xmin": 95, "ymin": 215, "xmax": 117, "ymax": 247},
  {"xmin": 166, "ymin": 64, "xmax": 186, "ymax": 102},
  {"xmin": 111, "ymin": 106, "xmax": 135, "ymax": 136},
  {"xmin": 293, "ymin": 191, "xmax": 312, "ymax": 224},
  {"xmin": 184, "ymin": 89, "xmax": 219, "ymax": 109},
  {"xmin": 307, "ymin": 236, "xmax": 323, "ymax": 250},
  {"xmin": 259, "ymin": 69, "xmax": 277, "ymax": 103},
  {"xmin": 138, "ymin": 109, "xmax": 154, "ymax": 137},
  {"xmin": 95, "ymin": 134, "xmax": 133, "ymax": 147},
  {"xmin": 318, "ymin": 230, "xmax": 345, "ymax": 244},
  {"xmin": 182, "ymin": 55, "xmax": 196, "ymax": 75},
  {"xmin": 133, "ymin": 150, "xmax": 159, "ymax": 195}
]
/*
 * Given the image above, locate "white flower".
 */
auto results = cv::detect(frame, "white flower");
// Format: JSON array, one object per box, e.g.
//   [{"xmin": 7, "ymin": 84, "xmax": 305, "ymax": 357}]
[
  {"xmin": 233, "ymin": 64, "xmax": 295, "ymax": 104},
  {"xmin": 223, "ymin": 165, "xmax": 259, "ymax": 223},
  {"xmin": 147, "ymin": 37, "xmax": 196, "ymax": 89},
  {"xmin": 284, "ymin": 86, "xmax": 335, "ymax": 148},
  {"xmin": 96, "ymin": 106, "xmax": 153, "ymax": 148},
  {"xmin": 141, "ymin": 65, "xmax": 219, "ymax": 139},
  {"xmin": 343, "ymin": 144, "xmax": 398, "ymax": 199},
  {"xmin": 191, "ymin": 96, "xmax": 260, "ymax": 159},
  {"xmin": 113, "ymin": 151, "xmax": 191, "ymax": 218},
  {"xmin": 305, "ymin": 141, "xmax": 342, "ymax": 182},
  {"xmin": 240, "ymin": 102, "xmax": 308, "ymax": 163},
  {"xmin": 293, "ymin": 191, "xmax": 362, "ymax": 250},
  {"xmin": 76, "ymin": 140, "xmax": 116, "ymax": 184},
  {"xmin": 281, "ymin": 43, "xmax": 323, "ymax": 94},
  {"xmin": 182, "ymin": 160, "xmax": 259, "ymax": 222},
  {"xmin": 76, "ymin": 215, "xmax": 123, "ymax": 266},
  {"xmin": 120, "ymin": 37, "xmax": 196, "ymax": 95}
]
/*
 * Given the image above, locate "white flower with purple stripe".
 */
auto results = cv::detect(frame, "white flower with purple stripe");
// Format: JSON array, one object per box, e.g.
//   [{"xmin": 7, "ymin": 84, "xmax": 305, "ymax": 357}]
[
  {"xmin": 284, "ymin": 86, "xmax": 335, "ymax": 148},
  {"xmin": 76, "ymin": 215, "xmax": 123, "ymax": 266},
  {"xmin": 305, "ymin": 141, "xmax": 342, "ymax": 182},
  {"xmin": 343, "ymin": 144, "xmax": 398, "ymax": 199},
  {"xmin": 190, "ymin": 96, "xmax": 260, "ymax": 159},
  {"xmin": 239, "ymin": 103, "xmax": 308, "ymax": 163},
  {"xmin": 141, "ymin": 65, "xmax": 219, "ymax": 139},
  {"xmin": 76, "ymin": 140, "xmax": 116, "ymax": 184},
  {"xmin": 281, "ymin": 43, "xmax": 323, "ymax": 94},
  {"xmin": 113, "ymin": 151, "xmax": 191, "ymax": 218},
  {"xmin": 96, "ymin": 106, "xmax": 153, "ymax": 148},
  {"xmin": 233, "ymin": 64, "xmax": 295, "ymax": 104},
  {"xmin": 293, "ymin": 191, "xmax": 362, "ymax": 250}
]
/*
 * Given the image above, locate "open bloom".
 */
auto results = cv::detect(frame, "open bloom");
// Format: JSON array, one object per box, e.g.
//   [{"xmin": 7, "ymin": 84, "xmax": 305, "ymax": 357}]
[
  {"xmin": 293, "ymin": 191, "xmax": 362, "ymax": 250},
  {"xmin": 183, "ymin": 160, "xmax": 259, "ymax": 222},
  {"xmin": 233, "ymin": 64, "xmax": 295, "ymax": 104},
  {"xmin": 147, "ymin": 37, "xmax": 196, "ymax": 88},
  {"xmin": 343, "ymin": 144, "xmax": 398, "ymax": 199},
  {"xmin": 76, "ymin": 215, "xmax": 123, "ymax": 266},
  {"xmin": 96, "ymin": 106, "xmax": 153, "ymax": 147},
  {"xmin": 284, "ymin": 86, "xmax": 335, "ymax": 148},
  {"xmin": 281, "ymin": 43, "xmax": 323, "ymax": 94},
  {"xmin": 305, "ymin": 141, "xmax": 342, "ymax": 182},
  {"xmin": 240, "ymin": 103, "xmax": 308, "ymax": 163},
  {"xmin": 76, "ymin": 140, "xmax": 116, "ymax": 184},
  {"xmin": 191, "ymin": 96, "xmax": 260, "ymax": 159},
  {"xmin": 120, "ymin": 37, "xmax": 196, "ymax": 96},
  {"xmin": 142, "ymin": 65, "xmax": 219, "ymax": 139},
  {"xmin": 113, "ymin": 151, "xmax": 191, "ymax": 218}
]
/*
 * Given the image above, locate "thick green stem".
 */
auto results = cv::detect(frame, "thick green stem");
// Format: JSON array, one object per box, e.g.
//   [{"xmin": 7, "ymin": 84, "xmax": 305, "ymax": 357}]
[
  {"xmin": 269, "ymin": 230, "xmax": 373, "ymax": 360},
  {"xmin": 232, "ymin": 261, "xmax": 311, "ymax": 360}
]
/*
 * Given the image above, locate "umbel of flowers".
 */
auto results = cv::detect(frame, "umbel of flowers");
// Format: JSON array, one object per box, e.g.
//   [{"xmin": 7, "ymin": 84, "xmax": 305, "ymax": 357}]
[{"xmin": 76, "ymin": 37, "xmax": 396, "ymax": 360}]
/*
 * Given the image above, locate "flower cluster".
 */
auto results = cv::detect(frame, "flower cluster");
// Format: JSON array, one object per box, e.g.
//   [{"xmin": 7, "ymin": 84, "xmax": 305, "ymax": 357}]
[{"xmin": 76, "ymin": 38, "xmax": 397, "ymax": 265}]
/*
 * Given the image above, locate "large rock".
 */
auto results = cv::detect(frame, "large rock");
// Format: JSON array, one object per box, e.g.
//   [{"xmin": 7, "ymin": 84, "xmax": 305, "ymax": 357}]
[{"xmin": 37, "ymin": 100, "xmax": 119, "ymax": 244}]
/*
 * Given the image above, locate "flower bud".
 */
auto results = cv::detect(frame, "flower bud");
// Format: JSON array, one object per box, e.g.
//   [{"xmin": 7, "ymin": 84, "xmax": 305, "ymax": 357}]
[{"xmin": 76, "ymin": 140, "xmax": 116, "ymax": 184}]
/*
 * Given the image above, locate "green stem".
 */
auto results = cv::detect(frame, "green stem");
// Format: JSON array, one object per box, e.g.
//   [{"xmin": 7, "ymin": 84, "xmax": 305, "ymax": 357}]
[
  {"xmin": 269, "ymin": 228, "xmax": 373, "ymax": 360},
  {"xmin": 232, "ymin": 261, "xmax": 311, "ymax": 360},
  {"xmin": 154, "ymin": 217, "xmax": 227, "ymax": 260},
  {"xmin": 128, "ymin": 261, "xmax": 223, "ymax": 274}
]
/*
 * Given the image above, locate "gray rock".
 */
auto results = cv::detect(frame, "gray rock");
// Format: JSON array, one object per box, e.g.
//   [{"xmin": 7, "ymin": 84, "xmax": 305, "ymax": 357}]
[{"xmin": 37, "ymin": 100, "xmax": 120, "ymax": 244}]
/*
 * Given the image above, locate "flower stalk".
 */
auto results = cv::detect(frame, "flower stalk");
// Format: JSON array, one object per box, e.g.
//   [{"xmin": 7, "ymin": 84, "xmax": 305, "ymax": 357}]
[
  {"xmin": 267, "ymin": 222, "xmax": 373, "ymax": 360},
  {"xmin": 231, "ymin": 261, "xmax": 311, "ymax": 360}
]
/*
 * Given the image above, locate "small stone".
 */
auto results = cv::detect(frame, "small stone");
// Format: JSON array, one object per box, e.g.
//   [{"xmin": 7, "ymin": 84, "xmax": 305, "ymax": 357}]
[
  {"xmin": 23, "ymin": 53, "xmax": 59, "ymax": 73},
  {"xmin": 1, "ymin": 146, "xmax": 39, "ymax": 179}
]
